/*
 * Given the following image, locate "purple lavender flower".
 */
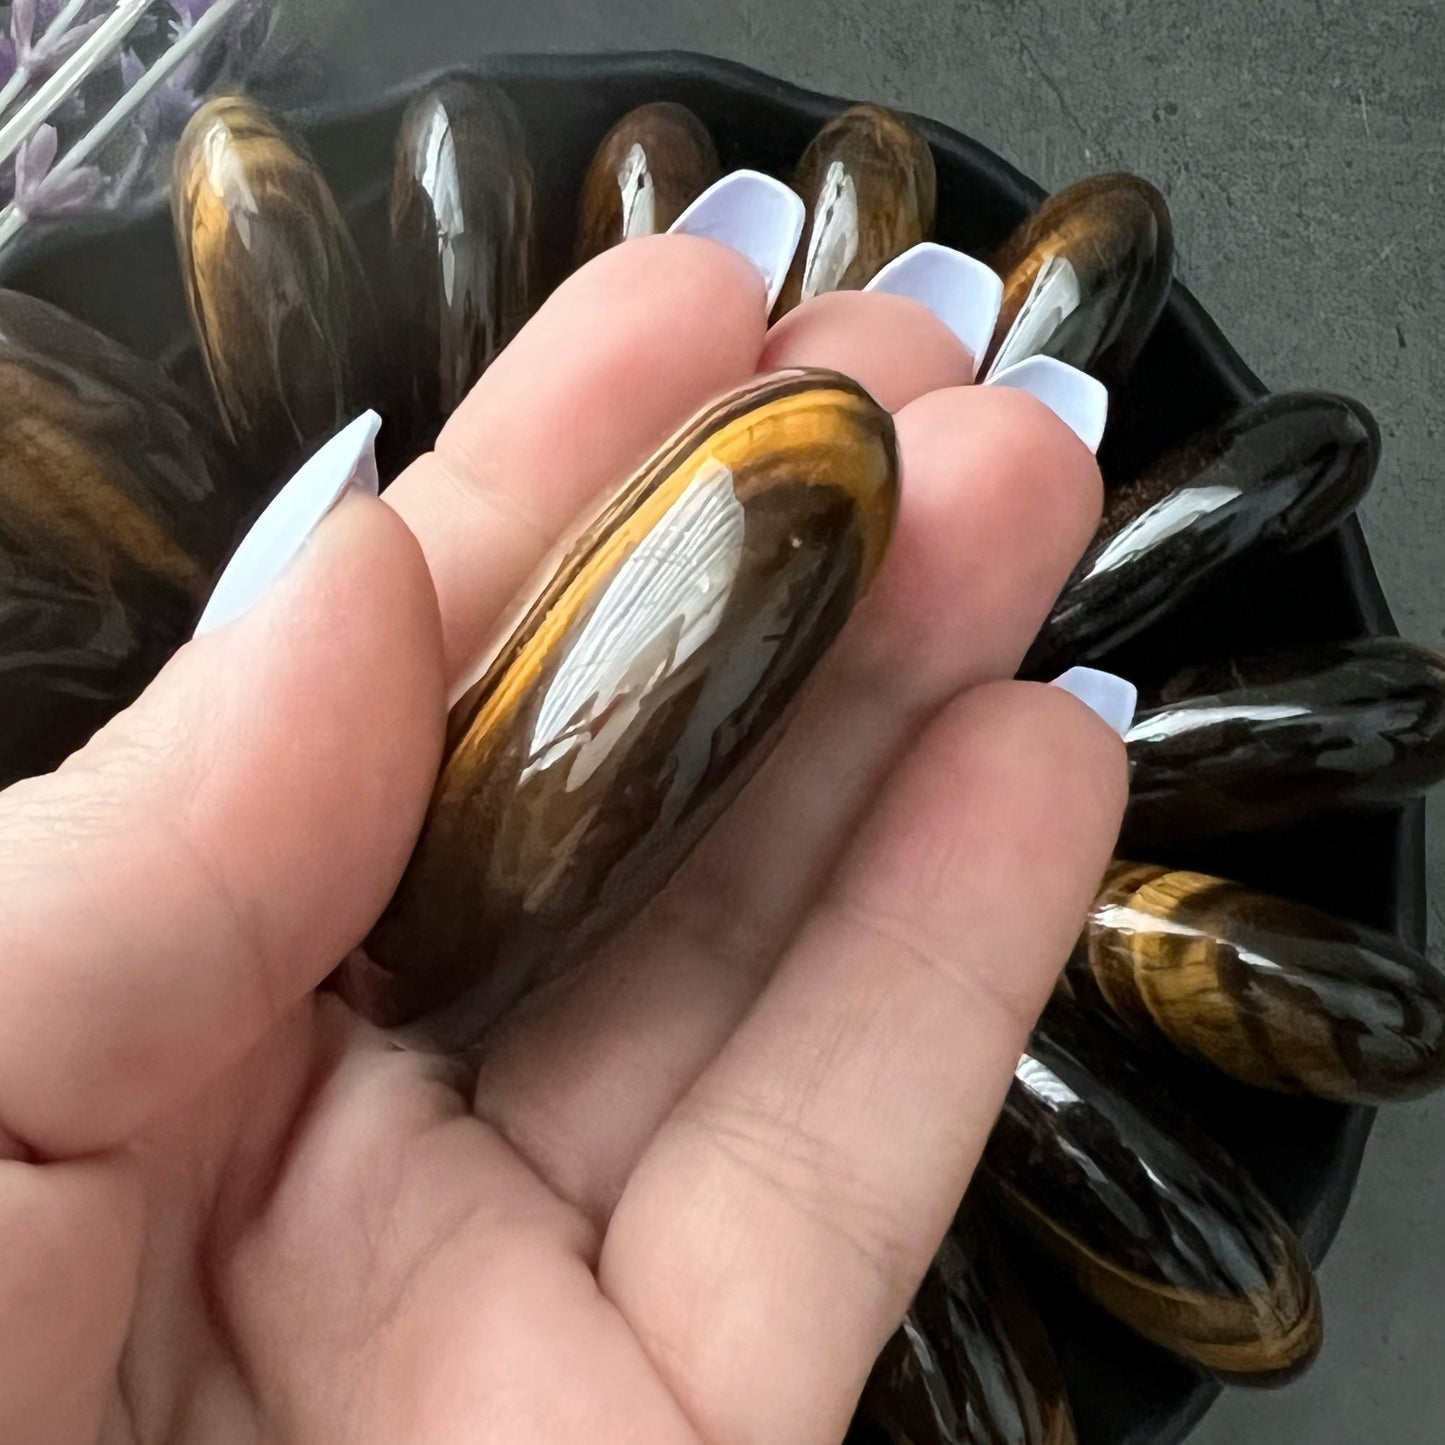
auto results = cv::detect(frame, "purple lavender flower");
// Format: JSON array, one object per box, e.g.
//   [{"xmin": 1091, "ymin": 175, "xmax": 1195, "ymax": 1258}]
[
  {"xmin": 119, "ymin": 42, "xmax": 198, "ymax": 131},
  {"xmin": 9, "ymin": 0, "xmax": 105, "ymax": 74},
  {"xmin": 0, "ymin": 0, "xmax": 274, "ymax": 245},
  {"xmin": 12, "ymin": 121, "xmax": 101, "ymax": 217},
  {"xmin": 9, "ymin": 0, "xmax": 36, "ymax": 57}
]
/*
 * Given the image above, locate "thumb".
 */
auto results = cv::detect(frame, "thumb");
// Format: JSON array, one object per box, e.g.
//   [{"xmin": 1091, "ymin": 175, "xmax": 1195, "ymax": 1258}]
[{"xmin": 0, "ymin": 419, "xmax": 445, "ymax": 1158}]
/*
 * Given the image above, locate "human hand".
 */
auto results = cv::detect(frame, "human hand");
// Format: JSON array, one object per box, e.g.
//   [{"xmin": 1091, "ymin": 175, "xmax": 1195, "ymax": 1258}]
[{"xmin": 0, "ymin": 226, "xmax": 1127, "ymax": 1444}]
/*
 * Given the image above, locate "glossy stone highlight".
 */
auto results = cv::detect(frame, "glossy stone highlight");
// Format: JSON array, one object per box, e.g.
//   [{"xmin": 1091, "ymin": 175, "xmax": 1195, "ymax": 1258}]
[
  {"xmin": 775, "ymin": 104, "xmax": 937, "ymax": 314},
  {"xmin": 1024, "ymin": 391, "xmax": 1380, "ymax": 678},
  {"xmin": 1071, "ymin": 861, "xmax": 1445, "ymax": 1104},
  {"xmin": 866, "ymin": 1208, "xmax": 1077, "ymax": 1445},
  {"xmin": 985, "ymin": 1000, "xmax": 1321, "ymax": 1379},
  {"xmin": 575, "ymin": 102, "xmax": 719, "ymax": 263},
  {"xmin": 391, "ymin": 77, "xmax": 535, "ymax": 450},
  {"xmin": 1125, "ymin": 638, "xmax": 1445, "ymax": 842},
  {"xmin": 348, "ymin": 370, "xmax": 898, "ymax": 1047},
  {"xmin": 0, "ymin": 290, "xmax": 236, "ymax": 787},
  {"xmin": 983, "ymin": 174, "xmax": 1173, "ymax": 385},
  {"xmin": 172, "ymin": 96, "xmax": 379, "ymax": 481}
]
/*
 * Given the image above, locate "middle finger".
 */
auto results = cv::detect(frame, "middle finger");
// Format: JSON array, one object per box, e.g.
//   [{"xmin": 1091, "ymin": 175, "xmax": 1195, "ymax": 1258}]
[{"xmin": 476, "ymin": 285, "xmax": 1105, "ymax": 1218}]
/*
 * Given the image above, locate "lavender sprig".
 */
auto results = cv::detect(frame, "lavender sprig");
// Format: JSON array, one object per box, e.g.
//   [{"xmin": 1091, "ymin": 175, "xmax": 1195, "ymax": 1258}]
[
  {"xmin": 117, "ymin": 3, "xmax": 210, "ymax": 131},
  {"xmin": 0, "ymin": 0, "xmax": 259, "ymax": 249},
  {"xmin": 0, "ymin": 0, "xmax": 107, "ymax": 118},
  {"xmin": 0, "ymin": 0, "xmax": 157, "ymax": 168}
]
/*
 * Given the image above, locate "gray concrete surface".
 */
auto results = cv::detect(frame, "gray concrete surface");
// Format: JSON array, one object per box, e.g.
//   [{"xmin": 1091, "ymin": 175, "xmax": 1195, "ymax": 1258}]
[{"xmin": 292, "ymin": 2, "xmax": 1445, "ymax": 1439}]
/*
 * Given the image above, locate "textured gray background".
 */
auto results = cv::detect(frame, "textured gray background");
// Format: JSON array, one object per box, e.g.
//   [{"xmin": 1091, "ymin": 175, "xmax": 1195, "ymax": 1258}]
[{"xmin": 292, "ymin": 1, "xmax": 1445, "ymax": 1439}]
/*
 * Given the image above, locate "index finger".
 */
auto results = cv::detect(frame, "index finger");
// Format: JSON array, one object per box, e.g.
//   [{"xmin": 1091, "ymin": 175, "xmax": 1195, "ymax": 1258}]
[{"xmin": 385, "ymin": 230, "xmax": 773, "ymax": 683}]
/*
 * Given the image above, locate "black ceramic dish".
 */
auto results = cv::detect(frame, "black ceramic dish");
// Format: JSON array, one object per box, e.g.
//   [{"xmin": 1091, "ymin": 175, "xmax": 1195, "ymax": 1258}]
[{"xmin": 0, "ymin": 52, "xmax": 1422, "ymax": 1445}]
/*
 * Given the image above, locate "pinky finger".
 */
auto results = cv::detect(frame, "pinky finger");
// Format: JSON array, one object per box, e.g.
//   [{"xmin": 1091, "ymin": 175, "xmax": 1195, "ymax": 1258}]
[
  {"xmin": 0, "ymin": 1152, "xmax": 142, "ymax": 1444},
  {"xmin": 600, "ymin": 677, "xmax": 1131, "ymax": 1445}
]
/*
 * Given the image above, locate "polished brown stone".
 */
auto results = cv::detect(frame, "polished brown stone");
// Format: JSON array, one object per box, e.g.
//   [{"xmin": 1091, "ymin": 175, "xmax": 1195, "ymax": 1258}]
[
  {"xmin": 866, "ymin": 1205, "xmax": 1077, "ymax": 1445},
  {"xmin": 1069, "ymin": 861, "xmax": 1445, "ymax": 1104},
  {"xmin": 1125, "ymin": 638, "xmax": 1445, "ymax": 843},
  {"xmin": 983, "ymin": 174, "xmax": 1173, "ymax": 384},
  {"xmin": 347, "ymin": 369, "xmax": 898, "ymax": 1048},
  {"xmin": 775, "ymin": 104, "xmax": 937, "ymax": 314},
  {"xmin": 172, "ymin": 96, "xmax": 379, "ymax": 482},
  {"xmin": 0, "ymin": 290, "xmax": 236, "ymax": 787},
  {"xmin": 1024, "ymin": 390, "xmax": 1380, "ymax": 678},
  {"xmin": 985, "ymin": 999, "xmax": 1321, "ymax": 1379},
  {"xmin": 575, "ymin": 102, "xmax": 718, "ymax": 264},
  {"xmin": 391, "ymin": 77, "xmax": 535, "ymax": 451}
]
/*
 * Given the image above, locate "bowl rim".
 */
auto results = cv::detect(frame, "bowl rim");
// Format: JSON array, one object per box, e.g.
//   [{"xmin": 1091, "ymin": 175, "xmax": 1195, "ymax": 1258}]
[
  {"xmin": 346, "ymin": 49, "xmax": 1412, "ymax": 1443},
  {"xmin": 438, "ymin": 51, "xmax": 1414, "ymax": 1443},
  {"xmin": 3, "ymin": 47, "xmax": 1421, "ymax": 1444}
]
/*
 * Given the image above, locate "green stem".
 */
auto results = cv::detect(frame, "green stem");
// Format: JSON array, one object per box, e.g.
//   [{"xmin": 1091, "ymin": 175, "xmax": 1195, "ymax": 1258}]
[
  {"xmin": 0, "ymin": 0, "xmax": 157, "ymax": 169},
  {"xmin": 0, "ymin": 0, "xmax": 93, "ymax": 123},
  {"xmin": 0, "ymin": 67, "xmax": 30, "ymax": 121},
  {"xmin": 0, "ymin": 0, "xmax": 245, "ymax": 255},
  {"xmin": 62, "ymin": 0, "xmax": 245, "ymax": 174}
]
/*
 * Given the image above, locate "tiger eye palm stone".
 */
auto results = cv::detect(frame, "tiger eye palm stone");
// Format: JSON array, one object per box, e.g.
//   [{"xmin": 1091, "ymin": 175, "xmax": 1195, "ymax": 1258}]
[
  {"xmin": 575, "ymin": 102, "xmax": 718, "ymax": 263},
  {"xmin": 1072, "ymin": 862, "xmax": 1445, "ymax": 1103},
  {"xmin": 985, "ymin": 1000, "xmax": 1321, "ymax": 1379},
  {"xmin": 1023, "ymin": 391, "xmax": 1380, "ymax": 678},
  {"xmin": 775, "ymin": 104, "xmax": 937, "ymax": 314},
  {"xmin": 172, "ymin": 96, "xmax": 379, "ymax": 480},
  {"xmin": 348, "ymin": 370, "xmax": 898, "ymax": 1047},
  {"xmin": 391, "ymin": 77, "xmax": 535, "ymax": 449},
  {"xmin": 0, "ymin": 290, "xmax": 236, "ymax": 786},
  {"xmin": 983, "ymin": 174, "xmax": 1173, "ymax": 384},
  {"xmin": 866, "ymin": 1210, "xmax": 1077, "ymax": 1445},
  {"xmin": 1125, "ymin": 638, "xmax": 1445, "ymax": 843}
]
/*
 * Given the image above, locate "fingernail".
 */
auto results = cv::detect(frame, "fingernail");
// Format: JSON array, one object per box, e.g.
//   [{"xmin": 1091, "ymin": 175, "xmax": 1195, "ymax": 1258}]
[
  {"xmin": 864, "ymin": 242, "xmax": 1004, "ymax": 379},
  {"xmin": 668, "ymin": 169, "xmax": 805, "ymax": 312},
  {"xmin": 194, "ymin": 411, "xmax": 382, "ymax": 636},
  {"xmin": 985, "ymin": 355, "xmax": 1109, "ymax": 453},
  {"xmin": 1050, "ymin": 666, "xmax": 1137, "ymax": 738}
]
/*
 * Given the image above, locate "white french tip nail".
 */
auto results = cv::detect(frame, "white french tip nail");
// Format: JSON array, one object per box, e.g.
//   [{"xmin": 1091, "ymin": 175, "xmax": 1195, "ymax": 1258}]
[
  {"xmin": 1050, "ymin": 666, "xmax": 1137, "ymax": 738},
  {"xmin": 194, "ymin": 411, "xmax": 382, "ymax": 637},
  {"xmin": 985, "ymin": 355, "xmax": 1109, "ymax": 454},
  {"xmin": 864, "ymin": 242, "xmax": 1004, "ymax": 379},
  {"xmin": 668, "ymin": 169, "xmax": 805, "ymax": 313}
]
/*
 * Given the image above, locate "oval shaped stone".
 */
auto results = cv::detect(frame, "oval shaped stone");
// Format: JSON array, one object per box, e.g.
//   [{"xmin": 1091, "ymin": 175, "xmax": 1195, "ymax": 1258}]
[
  {"xmin": 172, "ymin": 96, "xmax": 379, "ymax": 480},
  {"xmin": 983, "ymin": 174, "xmax": 1173, "ymax": 384},
  {"xmin": 347, "ymin": 369, "xmax": 898, "ymax": 1047},
  {"xmin": 775, "ymin": 104, "xmax": 937, "ymax": 314},
  {"xmin": 1125, "ymin": 638, "xmax": 1445, "ymax": 843},
  {"xmin": 391, "ymin": 77, "xmax": 535, "ymax": 450},
  {"xmin": 1024, "ymin": 390, "xmax": 1380, "ymax": 677},
  {"xmin": 575, "ymin": 102, "xmax": 718, "ymax": 264},
  {"xmin": 0, "ymin": 290, "xmax": 237, "ymax": 786},
  {"xmin": 866, "ymin": 1207, "xmax": 1078, "ymax": 1445},
  {"xmin": 985, "ymin": 999, "xmax": 1321, "ymax": 1379},
  {"xmin": 1072, "ymin": 861, "xmax": 1445, "ymax": 1104}
]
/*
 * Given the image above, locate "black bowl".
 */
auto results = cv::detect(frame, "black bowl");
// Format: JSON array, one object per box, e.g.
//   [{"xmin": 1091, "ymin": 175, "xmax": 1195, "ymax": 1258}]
[{"xmin": 0, "ymin": 51, "xmax": 1424, "ymax": 1445}]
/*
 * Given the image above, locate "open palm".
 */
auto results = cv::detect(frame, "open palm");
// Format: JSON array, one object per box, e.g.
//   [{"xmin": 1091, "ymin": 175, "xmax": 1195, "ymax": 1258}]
[{"xmin": 0, "ymin": 236, "xmax": 1125, "ymax": 1445}]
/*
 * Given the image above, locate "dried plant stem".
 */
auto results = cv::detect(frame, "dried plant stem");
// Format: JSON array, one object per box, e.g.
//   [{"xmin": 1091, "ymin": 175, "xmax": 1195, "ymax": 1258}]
[
  {"xmin": 65, "ymin": 0, "xmax": 244, "ymax": 171},
  {"xmin": 0, "ymin": 0, "xmax": 157, "ymax": 169},
  {"xmin": 0, "ymin": 69, "xmax": 25, "ymax": 121},
  {"xmin": 0, "ymin": 0, "xmax": 95, "ymax": 118},
  {"xmin": 0, "ymin": 204, "xmax": 25, "ymax": 251},
  {"xmin": 0, "ymin": 0, "xmax": 246, "ymax": 252}
]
